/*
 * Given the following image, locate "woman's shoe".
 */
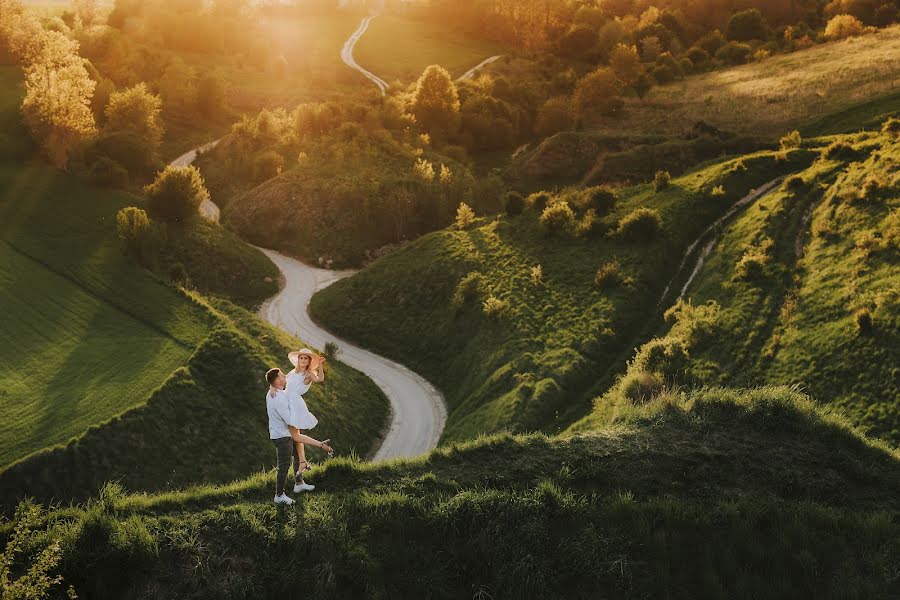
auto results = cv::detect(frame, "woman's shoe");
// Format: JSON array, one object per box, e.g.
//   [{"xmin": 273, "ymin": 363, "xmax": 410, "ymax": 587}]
[{"xmin": 320, "ymin": 439, "xmax": 334, "ymax": 457}]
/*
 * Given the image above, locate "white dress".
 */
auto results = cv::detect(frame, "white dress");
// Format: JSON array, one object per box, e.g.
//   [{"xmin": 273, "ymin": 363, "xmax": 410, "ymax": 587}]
[{"xmin": 285, "ymin": 370, "xmax": 319, "ymax": 430}]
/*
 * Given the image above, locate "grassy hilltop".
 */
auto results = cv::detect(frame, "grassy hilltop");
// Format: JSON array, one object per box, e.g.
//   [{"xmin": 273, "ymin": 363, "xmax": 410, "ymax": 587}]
[
  {"xmin": 0, "ymin": 67, "xmax": 389, "ymax": 509},
  {"xmin": 5, "ymin": 386, "xmax": 899, "ymax": 598}
]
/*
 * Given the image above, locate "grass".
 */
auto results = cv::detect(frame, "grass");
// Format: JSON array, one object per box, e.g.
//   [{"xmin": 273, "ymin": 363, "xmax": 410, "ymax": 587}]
[
  {"xmin": 572, "ymin": 128, "xmax": 899, "ymax": 446},
  {"xmin": 0, "ymin": 66, "xmax": 389, "ymax": 506},
  {"xmin": 310, "ymin": 148, "xmax": 816, "ymax": 443},
  {"xmin": 354, "ymin": 15, "xmax": 504, "ymax": 83},
  {"xmin": 588, "ymin": 25, "xmax": 900, "ymax": 141},
  {"xmin": 5, "ymin": 386, "xmax": 899, "ymax": 599}
]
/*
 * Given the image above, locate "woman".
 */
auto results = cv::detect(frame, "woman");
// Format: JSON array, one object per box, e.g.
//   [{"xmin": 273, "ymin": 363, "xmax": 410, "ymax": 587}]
[{"xmin": 286, "ymin": 348, "xmax": 332, "ymax": 489}]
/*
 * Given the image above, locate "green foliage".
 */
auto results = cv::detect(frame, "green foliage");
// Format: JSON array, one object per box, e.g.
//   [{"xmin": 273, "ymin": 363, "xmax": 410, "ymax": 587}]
[
  {"xmin": 252, "ymin": 150, "xmax": 284, "ymax": 182},
  {"xmin": 411, "ymin": 65, "xmax": 461, "ymax": 143},
  {"xmin": 539, "ymin": 201, "xmax": 576, "ymax": 237},
  {"xmin": 573, "ymin": 67, "xmax": 623, "ymax": 121},
  {"xmin": 526, "ymin": 191, "xmax": 552, "ymax": 212},
  {"xmin": 115, "ymin": 207, "xmax": 152, "ymax": 265},
  {"xmin": 734, "ymin": 237, "xmax": 773, "ymax": 280},
  {"xmin": 455, "ymin": 202, "xmax": 476, "ymax": 230},
  {"xmin": 452, "ymin": 271, "xmax": 486, "ymax": 309},
  {"xmin": 0, "ymin": 501, "xmax": 73, "ymax": 600},
  {"xmin": 715, "ymin": 41, "xmax": 753, "ymax": 65},
  {"xmin": 594, "ymin": 260, "xmax": 625, "ymax": 290},
  {"xmin": 144, "ymin": 165, "xmax": 209, "ymax": 223},
  {"xmin": 726, "ymin": 8, "xmax": 770, "ymax": 41},
  {"xmin": 503, "ymin": 191, "xmax": 525, "ymax": 216},
  {"xmin": 482, "ymin": 295, "xmax": 509, "ymax": 318},
  {"xmin": 614, "ymin": 207, "xmax": 662, "ymax": 242},
  {"xmin": 103, "ymin": 83, "xmax": 164, "ymax": 166},
  {"xmin": 654, "ymin": 169, "xmax": 671, "ymax": 191},
  {"xmin": 779, "ymin": 130, "xmax": 801, "ymax": 150}
]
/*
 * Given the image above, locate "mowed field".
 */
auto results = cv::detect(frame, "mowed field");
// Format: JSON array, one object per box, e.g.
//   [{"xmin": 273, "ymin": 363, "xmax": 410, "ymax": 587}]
[
  {"xmin": 595, "ymin": 25, "xmax": 900, "ymax": 138},
  {"xmin": 0, "ymin": 67, "xmax": 213, "ymax": 468},
  {"xmin": 353, "ymin": 15, "xmax": 504, "ymax": 82}
]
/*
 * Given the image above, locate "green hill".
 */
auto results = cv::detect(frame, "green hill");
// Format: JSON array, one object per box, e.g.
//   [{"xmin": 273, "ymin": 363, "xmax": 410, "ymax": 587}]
[
  {"xmin": 572, "ymin": 125, "xmax": 899, "ymax": 445},
  {"xmin": 310, "ymin": 146, "xmax": 816, "ymax": 443},
  {"xmin": 0, "ymin": 66, "xmax": 390, "ymax": 509},
  {"xmin": 6, "ymin": 386, "xmax": 899, "ymax": 598}
]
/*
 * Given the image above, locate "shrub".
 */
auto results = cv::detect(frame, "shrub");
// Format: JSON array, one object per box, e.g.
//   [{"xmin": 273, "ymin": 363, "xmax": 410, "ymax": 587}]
[
  {"xmin": 116, "ymin": 207, "xmax": 151, "ymax": 262},
  {"xmin": 540, "ymin": 201, "xmax": 576, "ymax": 237},
  {"xmin": 615, "ymin": 208, "xmax": 662, "ymax": 242},
  {"xmin": 715, "ymin": 41, "xmax": 752, "ymax": 65},
  {"xmin": 253, "ymin": 150, "xmax": 284, "ymax": 182},
  {"xmin": 785, "ymin": 175, "xmax": 805, "ymax": 191},
  {"xmin": 144, "ymin": 165, "xmax": 209, "ymax": 223},
  {"xmin": 730, "ymin": 159, "xmax": 747, "ymax": 174},
  {"xmin": 622, "ymin": 370, "xmax": 664, "ymax": 404},
  {"xmin": 595, "ymin": 260, "xmax": 625, "ymax": 290},
  {"xmin": 726, "ymin": 9, "xmax": 770, "ymax": 41},
  {"xmin": 168, "ymin": 261, "xmax": 188, "ymax": 285},
  {"xmin": 779, "ymin": 130, "xmax": 801, "ymax": 150},
  {"xmin": 573, "ymin": 67, "xmax": 624, "ymax": 120},
  {"xmin": 482, "ymin": 295, "xmax": 509, "ymax": 318},
  {"xmin": 527, "ymin": 191, "xmax": 552, "ymax": 212},
  {"xmin": 576, "ymin": 209, "xmax": 603, "ymax": 238},
  {"xmin": 734, "ymin": 238, "xmax": 773, "ymax": 280},
  {"xmin": 455, "ymin": 202, "xmax": 476, "ymax": 230},
  {"xmin": 88, "ymin": 156, "xmax": 129, "ymax": 188},
  {"xmin": 824, "ymin": 14, "xmax": 866, "ymax": 40},
  {"xmin": 453, "ymin": 271, "xmax": 486, "ymax": 308},
  {"xmin": 324, "ymin": 341, "xmax": 341, "ymax": 360},
  {"xmin": 651, "ymin": 64, "xmax": 676, "ymax": 84},
  {"xmin": 654, "ymin": 170, "xmax": 671, "ymax": 191},
  {"xmin": 583, "ymin": 185, "xmax": 618, "ymax": 213},
  {"xmin": 882, "ymin": 117, "xmax": 900, "ymax": 138},
  {"xmin": 504, "ymin": 191, "xmax": 526, "ymax": 216},
  {"xmin": 711, "ymin": 185, "xmax": 726, "ymax": 197},
  {"xmin": 442, "ymin": 144, "xmax": 469, "ymax": 166},
  {"xmin": 531, "ymin": 264, "xmax": 543, "ymax": 286},
  {"xmin": 823, "ymin": 140, "xmax": 858, "ymax": 160},
  {"xmin": 686, "ymin": 46, "xmax": 710, "ymax": 67},
  {"xmin": 859, "ymin": 175, "xmax": 885, "ymax": 201},
  {"xmin": 534, "ymin": 96, "xmax": 573, "ymax": 137}
]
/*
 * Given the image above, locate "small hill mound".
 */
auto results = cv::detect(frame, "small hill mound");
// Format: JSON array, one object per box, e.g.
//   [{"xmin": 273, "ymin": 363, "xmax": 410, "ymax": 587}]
[{"xmin": 8, "ymin": 387, "xmax": 899, "ymax": 599}]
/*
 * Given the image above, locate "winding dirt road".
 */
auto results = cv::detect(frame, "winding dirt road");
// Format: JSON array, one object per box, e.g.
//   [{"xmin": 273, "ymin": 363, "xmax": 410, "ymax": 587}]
[{"xmin": 341, "ymin": 16, "xmax": 390, "ymax": 96}]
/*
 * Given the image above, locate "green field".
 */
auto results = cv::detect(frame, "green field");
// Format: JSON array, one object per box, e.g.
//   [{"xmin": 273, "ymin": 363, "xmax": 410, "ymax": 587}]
[
  {"xmin": 311, "ymin": 147, "xmax": 817, "ymax": 442},
  {"xmin": 354, "ymin": 15, "xmax": 504, "ymax": 82},
  {"xmin": 0, "ymin": 66, "xmax": 389, "ymax": 504},
  {"xmin": 7, "ymin": 386, "xmax": 898, "ymax": 598}
]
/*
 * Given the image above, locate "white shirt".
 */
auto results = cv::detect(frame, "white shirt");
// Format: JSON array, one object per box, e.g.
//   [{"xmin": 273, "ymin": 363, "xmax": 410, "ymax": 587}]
[{"xmin": 266, "ymin": 388, "xmax": 292, "ymax": 439}]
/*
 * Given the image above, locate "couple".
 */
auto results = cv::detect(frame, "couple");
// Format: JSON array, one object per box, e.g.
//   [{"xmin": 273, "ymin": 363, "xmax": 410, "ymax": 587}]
[{"xmin": 265, "ymin": 348, "xmax": 334, "ymax": 506}]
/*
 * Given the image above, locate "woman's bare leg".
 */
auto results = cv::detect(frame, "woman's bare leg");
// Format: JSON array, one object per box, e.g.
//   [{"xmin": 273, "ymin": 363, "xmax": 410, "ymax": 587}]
[{"xmin": 289, "ymin": 427, "xmax": 333, "ymax": 455}]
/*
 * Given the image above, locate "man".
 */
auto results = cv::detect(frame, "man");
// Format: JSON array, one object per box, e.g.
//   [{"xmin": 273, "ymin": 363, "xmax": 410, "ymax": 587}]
[{"xmin": 266, "ymin": 368, "xmax": 296, "ymax": 505}]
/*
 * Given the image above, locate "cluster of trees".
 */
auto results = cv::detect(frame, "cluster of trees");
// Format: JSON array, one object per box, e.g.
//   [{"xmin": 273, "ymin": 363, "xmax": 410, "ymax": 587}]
[{"xmin": 1, "ymin": 0, "xmax": 96, "ymax": 167}]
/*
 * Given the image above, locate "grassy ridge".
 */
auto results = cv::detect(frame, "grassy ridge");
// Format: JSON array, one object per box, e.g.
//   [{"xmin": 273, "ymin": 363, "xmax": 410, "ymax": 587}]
[
  {"xmin": 311, "ymin": 149, "xmax": 815, "ymax": 443},
  {"xmin": 7, "ymin": 387, "xmax": 899, "ymax": 598},
  {"xmin": 572, "ymin": 129, "xmax": 899, "ymax": 445}
]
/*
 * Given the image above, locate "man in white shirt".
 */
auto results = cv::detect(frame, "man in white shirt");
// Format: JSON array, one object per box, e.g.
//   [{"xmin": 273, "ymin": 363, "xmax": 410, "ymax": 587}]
[{"xmin": 265, "ymin": 368, "xmax": 297, "ymax": 505}]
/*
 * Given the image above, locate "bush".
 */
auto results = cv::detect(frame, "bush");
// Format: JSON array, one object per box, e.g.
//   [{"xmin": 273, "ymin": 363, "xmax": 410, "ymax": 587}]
[
  {"xmin": 482, "ymin": 295, "xmax": 509, "ymax": 318},
  {"xmin": 734, "ymin": 238, "xmax": 773, "ymax": 280},
  {"xmin": 854, "ymin": 307, "xmax": 873, "ymax": 334},
  {"xmin": 453, "ymin": 271, "xmax": 486, "ymax": 308},
  {"xmin": 167, "ymin": 261, "xmax": 188, "ymax": 285},
  {"xmin": 622, "ymin": 370, "xmax": 664, "ymax": 404},
  {"xmin": 614, "ymin": 208, "xmax": 662, "ymax": 242},
  {"xmin": 785, "ymin": 175, "xmax": 805, "ymax": 191},
  {"xmin": 881, "ymin": 117, "xmax": 900, "ymax": 138},
  {"xmin": 595, "ymin": 260, "xmax": 625, "ymax": 290},
  {"xmin": 654, "ymin": 170, "xmax": 671, "ymax": 191},
  {"xmin": 823, "ymin": 140, "xmax": 858, "ymax": 160},
  {"xmin": 527, "ymin": 191, "xmax": 552, "ymax": 212},
  {"xmin": 686, "ymin": 46, "xmax": 710, "ymax": 67},
  {"xmin": 711, "ymin": 185, "xmax": 726, "ymax": 197},
  {"xmin": 715, "ymin": 41, "xmax": 752, "ymax": 65},
  {"xmin": 780, "ymin": 130, "xmax": 801, "ymax": 150},
  {"xmin": 504, "ymin": 191, "xmax": 525, "ymax": 216},
  {"xmin": 540, "ymin": 201, "xmax": 576, "ymax": 237},
  {"xmin": 534, "ymin": 96, "xmax": 573, "ymax": 137},
  {"xmin": 530, "ymin": 264, "xmax": 543, "ymax": 286},
  {"xmin": 824, "ymin": 14, "xmax": 866, "ymax": 40},
  {"xmin": 730, "ymin": 159, "xmax": 747, "ymax": 174},
  {"xmin": 88, "ymin": 156, "xmax": 129, "ymax": 188},
  {"xmin": 583, "ymin": 185, "xmax": 618, "ymax": 214},
  {"xmin": 455, "ymin": 202, "xmax": 476, "ymax": 230},
  {"xmin": 324, "ymin": 341, "xmax": 341, "ymax": 360},
  {"xmin": 651, "ymin": 64, "xmax": 676, "ymax": 85},
  {"xmin": 144, "ymin": 166, "xmax": 209, "ymax": 224},
  {"xmin": 116, "ymin": 207, "xmax": 151, "ymax": 262},
  {"xmin": 253, "ymin": 150, "xmax": 284, "ymax": 182},
  {"xmin": 576, "ymin": 209, "xmax": 602, "ymax": 238},
  {"xmin": 726, "ymin": 8, "xmax": 770, "ymax": 41}
]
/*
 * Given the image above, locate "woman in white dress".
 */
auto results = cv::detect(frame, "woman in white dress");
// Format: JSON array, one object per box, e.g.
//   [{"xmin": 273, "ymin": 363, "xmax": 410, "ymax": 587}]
[{"xmin": 286, "ymin": 348, "xmax": 332, "ymax": 486}]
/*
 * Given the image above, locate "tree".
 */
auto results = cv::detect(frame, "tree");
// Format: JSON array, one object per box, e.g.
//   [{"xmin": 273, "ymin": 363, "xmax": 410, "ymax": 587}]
[
  {"xmin": 73, "ymin": 0, "xmax": 98, "ymax": 26},
  {"xmin": 410, "ymin": 65, "xmax": 461, "ymax": 143},
  {"xmin": 726, "ymin": 9, "xmax": 770, "ymax": 41},
  {"xmin": 104, "ymin": 83, "xmax": 164, "ymax": 160},
  {"xmin": 573, "ymin": 67, "xmax": 624, "ymax": 121},
  {"xmin": 144, "ymin": 165, "xmax": 209, "ymax": 223},
  {"xmin": 640, "ymin": 35, "xmax": 662, "ymax": 61},
  {"xmin": 158, "ymin": 57, "xmax": 197, "ymax": 109},
  {"xmin": 824, "ymin": 14, "xmax": 867, "ymax": 39},
  {"xmin": 116, "ymin": 206, "xmax": 151, "ymax": 261},
  {"xmin": 455, "ymin": 202, "xmax": 475, "ymax": 230},
  {"xmin": 20, "ymin": 29, "xmax": 97, "ymax": 168},
  {"xmin": 609, "ymin": 43, "xmax": 641, "ymax": 86},
  {"xmin": 534, "ymin": 96, "xmax": 573, "ymax": 136}
]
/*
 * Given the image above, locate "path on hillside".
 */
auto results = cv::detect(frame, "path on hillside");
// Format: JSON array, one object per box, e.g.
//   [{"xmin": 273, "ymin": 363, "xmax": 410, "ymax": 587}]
[
  {"xmin": 456, "ymin": 55, "xmax": 503, "ymax": 81},
  {"xmin": 341, "ymin": 16, "xmax": 390, "ymax": 96},
  {"xmin": 660, "ymin": 177, "xmax": 783, "ymax": 305},
  {"xmin": 169, "ymin": 146, "xmax": 448, "ymax": 460}
]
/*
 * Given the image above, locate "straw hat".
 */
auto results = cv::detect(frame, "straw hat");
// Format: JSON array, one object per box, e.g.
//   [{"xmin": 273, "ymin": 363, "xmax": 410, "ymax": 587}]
[{"xmin": 288, "ymin": 348, "xmax": 323, "ymax": 372}]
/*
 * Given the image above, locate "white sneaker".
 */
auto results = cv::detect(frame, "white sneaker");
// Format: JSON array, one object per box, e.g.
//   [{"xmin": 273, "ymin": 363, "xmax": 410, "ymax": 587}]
[
  {"xmin": 274, "ymin": 493, "xmax": 295, "ymax": 505},
  {"xmin": 294, "ymin": 482, "xmax": 315, "ymax": 493}
]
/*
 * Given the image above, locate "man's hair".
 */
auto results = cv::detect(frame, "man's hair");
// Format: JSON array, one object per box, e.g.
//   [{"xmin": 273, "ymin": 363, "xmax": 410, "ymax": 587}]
[{"xmin": 265, "ymin": 368, "xmax": 282, "ymax": 386}]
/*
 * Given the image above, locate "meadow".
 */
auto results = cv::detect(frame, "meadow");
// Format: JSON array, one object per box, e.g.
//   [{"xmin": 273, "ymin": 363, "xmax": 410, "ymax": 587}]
[{"xmin": 6, "ymin": 386, "xmax": 898, "ymax": 598}]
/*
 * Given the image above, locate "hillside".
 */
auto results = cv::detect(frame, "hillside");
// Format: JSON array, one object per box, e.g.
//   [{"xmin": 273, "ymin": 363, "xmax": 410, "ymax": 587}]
[
  {"xmin": 0, "ymin": 66, "xmax": 390, "ymax": 509},
  {"xmin": 311, "ymin": 146, "xmax": 816, "ymax": 443},
  {"xmin": 6, "ymin": 386, "xmax": 899, "ymax": 598},
  {"xmin": 572, "ymin": 124, "xmax": 899, "ymax": 445}
]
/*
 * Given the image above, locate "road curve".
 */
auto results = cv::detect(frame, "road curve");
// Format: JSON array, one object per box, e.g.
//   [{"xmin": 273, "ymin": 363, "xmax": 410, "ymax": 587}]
[
  {"xmin": 341, "ymin": 16, "xmax": 389, "ymax": 96},
  {"xmin": 257, "ymin": 249, "xmax": 447, "ymax": 460},
  {"xmin": 457, "ymin": 55, "xmax": 502, "ymax": 81}
]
